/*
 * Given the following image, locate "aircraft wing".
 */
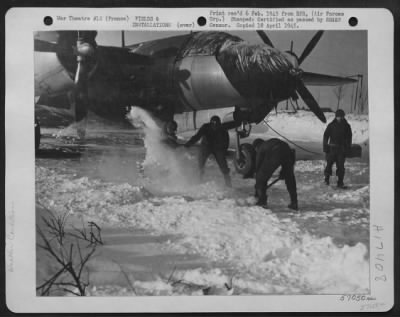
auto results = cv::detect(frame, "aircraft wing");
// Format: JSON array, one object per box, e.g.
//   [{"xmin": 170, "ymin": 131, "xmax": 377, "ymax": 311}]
[
  {"xmin": 34, "ymin": 39, "xmax": 58, "ymax": 52},
  {"xmin": 96, "ymin": 45, "xmax": 153, "ymax": 66},
  {"xmin": 34, "ymin": 38, "xmax": 153, "ymax": 66},
  {"xmin": 302, "ymin": 72, "xmax": 357, "ymax": 86}
]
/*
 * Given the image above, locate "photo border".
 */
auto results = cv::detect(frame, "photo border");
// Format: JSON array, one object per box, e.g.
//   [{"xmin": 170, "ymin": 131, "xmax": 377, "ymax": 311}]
[{"xmin": 2, "ymin": 0, "xmax": 399, "ymax": 314}]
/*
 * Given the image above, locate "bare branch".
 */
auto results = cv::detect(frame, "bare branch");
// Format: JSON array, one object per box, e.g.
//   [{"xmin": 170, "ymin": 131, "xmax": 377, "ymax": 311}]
[
  {"xmin": 112, "ymin": 261, "xmax": 136, "ymax": 294},
  {"xmin": 57, "ymin": 287, "xmax": 81, "ymax": 296},
  {"xmin": 37, "ymin": 216, "xmax": 100, "ymax": 296},
  {"xmin": 36, "ymin": 266, "xmax": 67, "ymax": 294},
  {"xmin": 167, "ymin": 266, "xmax": 177, "ymax": 284},
  {"xmin": 37, "ymin": 226, "xmax": 66, "ymax": 267}
]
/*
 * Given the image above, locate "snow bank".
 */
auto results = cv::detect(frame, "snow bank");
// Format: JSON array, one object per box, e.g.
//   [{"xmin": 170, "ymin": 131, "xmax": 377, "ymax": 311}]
[
  {"xmin": 257, "ymin": 111, "xmax": 369, "ymax": 144},
  {"xmin": 104, "ymin": 197, "xmax": 369, "ymax": 294},
  {"xmin": 36, "ymin": 108, "xmax": 370, "ymax": 296},
  {"xmin": 36, "ymin": 165, "xmax": 369, "ymax": 295}
]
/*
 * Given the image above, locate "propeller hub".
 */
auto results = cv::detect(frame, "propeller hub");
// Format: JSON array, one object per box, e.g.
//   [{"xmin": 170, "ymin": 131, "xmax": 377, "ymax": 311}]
[
  {"xmin": 283, "ymin": 51, "xmax": 300, "ymax": 71},
  {"xmin": 289, "ymin": 67, "xmax": 303, "ymax": 78},
  {"xmin": 76, "ymin": 42, "xmax": 95, "ymax": 57}
]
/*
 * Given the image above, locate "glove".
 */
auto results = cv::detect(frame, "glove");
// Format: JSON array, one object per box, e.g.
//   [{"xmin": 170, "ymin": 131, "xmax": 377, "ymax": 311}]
[{"xmin": 323, "ymin": 145, "xmax": 329, "ymax": 153}]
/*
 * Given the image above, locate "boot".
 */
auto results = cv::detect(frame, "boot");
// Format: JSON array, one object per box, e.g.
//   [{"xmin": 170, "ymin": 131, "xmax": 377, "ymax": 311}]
[
  {"xmin": 224, "ymin": 174, "xmax": 232, "ymax": 188},
  {"xmin": 288, "ymin": 201, "xmax": 298, "ymax": 211},
  {"xmin": 256, "ymin": 189, "xmax": 268, "ymax": 208},
  {"xmin": 256, "ymin": 200, "xmax": 268, "ymax": 209},
  {"xmin": 254, "ymin": 188, "xmax": 258, "ymax": 198},
  {"xmin": 337, "ymin": 180, "xmax": 345, "ymax": 188}
]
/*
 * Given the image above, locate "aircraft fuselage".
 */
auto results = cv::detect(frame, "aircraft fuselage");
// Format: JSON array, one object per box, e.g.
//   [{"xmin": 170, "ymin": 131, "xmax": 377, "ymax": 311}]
[{"xmin": 34, "ymin": 31, "xmax": 297, "ymax": 123}]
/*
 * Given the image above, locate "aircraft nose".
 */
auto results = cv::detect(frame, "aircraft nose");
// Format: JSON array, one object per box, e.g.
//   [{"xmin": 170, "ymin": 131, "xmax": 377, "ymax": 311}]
[{"xmin": 283, "ymin": 51, "xmax": 300, "ymax": 70}]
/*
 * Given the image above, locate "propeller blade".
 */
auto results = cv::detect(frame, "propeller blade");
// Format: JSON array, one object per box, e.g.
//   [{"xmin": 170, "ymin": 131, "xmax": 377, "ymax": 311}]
[
  {"xmin": 256, "ymin": 30, "xmax": 274, "ymax": 48},
  {"xmin": 296, "ymin": 80, "xmax": 326, "ymax": 123},
  {"xmin": 74, "ymin": 60, "xmax": 81, "ymax": 84},
  {"xmin": 73, "ymin": 32, "xmax": 91, "ymax": 122},
  {"xmin": 73, "ymin": 60, "xmax": 89, "ymax": 122},
  {"xmin": 298, "ymin": 31, "xmax": 324, "ymax": 65},
  {"xmin": 121, "ymin": 30, "xmax": 126, "ymax": 48},
  {"xmin": 302, "ymin": 72, "xmax": 357, "ymax": 86},
  {"xmin": 73, "ymin": 89, "xmax": 89, "ymax": 122}
]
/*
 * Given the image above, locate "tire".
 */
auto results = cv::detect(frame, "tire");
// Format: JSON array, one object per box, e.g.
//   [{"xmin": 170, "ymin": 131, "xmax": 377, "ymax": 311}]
[
  {"xmin": 234, "ymin": 143, "xmax": 256, "ymax": 178},
  {"xmin": 35, "ymin": 117, "xmax": 41, "ymax": 151}
]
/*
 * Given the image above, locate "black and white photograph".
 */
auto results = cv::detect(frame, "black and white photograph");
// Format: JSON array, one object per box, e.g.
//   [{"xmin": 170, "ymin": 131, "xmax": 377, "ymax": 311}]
[
  {"xmin": 4, "ymin": 7, "xmax": 394, "ymax": 313},
  {"xmin": 34, "ymin": 29, "xmax": 370, "ymax": 296}
]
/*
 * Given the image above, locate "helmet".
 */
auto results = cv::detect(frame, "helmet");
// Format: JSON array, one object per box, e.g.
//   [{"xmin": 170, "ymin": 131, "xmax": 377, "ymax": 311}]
[
  {"xmin": 335, "ymin": 109, "xmax": 345, "ymax": 118},
  {"xmin": 210, "ymin": 115, "xmax": 221, "ymax": 125},
  {"xmin": 252, "ymin": 138, "xmax": 264, "ymax": 150}
]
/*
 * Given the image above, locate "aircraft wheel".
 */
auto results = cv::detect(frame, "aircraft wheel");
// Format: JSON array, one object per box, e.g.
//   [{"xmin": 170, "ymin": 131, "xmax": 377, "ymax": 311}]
[
  {"xmin": 35, "ymin": 117, "xmax": 41, "ymax": 151},
  {"xmin": 234, "ymin": 143, "xmax": 256, "ymax": 178}
]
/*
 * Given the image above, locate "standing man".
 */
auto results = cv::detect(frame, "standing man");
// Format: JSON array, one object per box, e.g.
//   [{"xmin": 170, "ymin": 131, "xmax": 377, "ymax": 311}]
[
  {"xmin": 323, "ymin": 109, "xmax": 353, "ymax": 188},
  {"xmin": 253, "ymin": 138, "xmax": 298, "ymax": 210},
  {"xmin": 185, "ymin": 116, "xmax": 232, "ymax": 187}
]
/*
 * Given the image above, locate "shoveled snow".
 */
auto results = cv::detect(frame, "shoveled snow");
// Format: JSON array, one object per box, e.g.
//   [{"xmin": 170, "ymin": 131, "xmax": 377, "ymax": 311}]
[{"xmin": 36, "ymin": 107, "xmax": 370, "ymax": 296}]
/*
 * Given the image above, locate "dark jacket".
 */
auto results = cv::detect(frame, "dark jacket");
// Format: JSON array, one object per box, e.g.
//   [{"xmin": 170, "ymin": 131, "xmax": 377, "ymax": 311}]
[
  {"xmin": 185, "ymin": 123, "xmax": 231, "ymax": 152},
  {"xmin": 323, "ymin": 118, "xmax": 352, "ymax": 152},
  {"xmin": 255, "ymin": 138, "xmax": 293, "ymax": 172}
]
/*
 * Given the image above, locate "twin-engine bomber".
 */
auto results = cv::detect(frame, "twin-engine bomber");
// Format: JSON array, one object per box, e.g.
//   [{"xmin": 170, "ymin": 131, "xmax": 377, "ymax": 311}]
[{"xmin": 34, "ymin": 30, "xmax": 356, "ymax": 175}]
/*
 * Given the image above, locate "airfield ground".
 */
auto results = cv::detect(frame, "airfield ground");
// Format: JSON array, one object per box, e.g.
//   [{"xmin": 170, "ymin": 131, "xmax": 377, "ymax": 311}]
[{"xmin": 35, "ymin": 111, "xmax": 370, "ymax": 296}]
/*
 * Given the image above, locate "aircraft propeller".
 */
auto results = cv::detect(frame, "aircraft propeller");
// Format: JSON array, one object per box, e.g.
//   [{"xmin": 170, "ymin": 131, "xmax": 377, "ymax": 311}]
[
  {"xmin": 34, "ymin": 31, "xmax": 98, "ymax": 125},
  {"xmin": 297, "ymin": 30, "xmax": 324, "ymax": 65},
  {"xmin": 73, "ymin": 31, "xmax": 97, "ymax": 123},
  {"xmin": 255, "ymin": 30, "xmax": 274, "ymax": 48},
  {"xmin": 256, "ymin": 30, "xmax": 327, "ymax": 123}
]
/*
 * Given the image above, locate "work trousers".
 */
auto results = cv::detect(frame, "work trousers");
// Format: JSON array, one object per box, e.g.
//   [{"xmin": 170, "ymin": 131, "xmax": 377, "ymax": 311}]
[
  {"xmin": 255, "ymin": 147, "xmax": 297, "ymax": 205},
  {"xmin": 198, "ymin": 145, "xmax": 230, "ymax": 177},
  {"xmin": 324, "ymin": 147, "xmax": 346, "ymax": 183}
]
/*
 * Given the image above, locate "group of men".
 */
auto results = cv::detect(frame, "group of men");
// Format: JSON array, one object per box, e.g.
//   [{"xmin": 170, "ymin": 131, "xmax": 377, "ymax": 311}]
[{"xmin": 165, "ymin": 109, "xmax": 353, "ymax": 211}]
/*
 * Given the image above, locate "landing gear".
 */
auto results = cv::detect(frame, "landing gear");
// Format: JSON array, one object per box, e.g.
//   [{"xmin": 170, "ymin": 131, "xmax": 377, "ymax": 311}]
[{"xmin": 233, "ymin": 121, "xmax": 256, "ymax": 178}]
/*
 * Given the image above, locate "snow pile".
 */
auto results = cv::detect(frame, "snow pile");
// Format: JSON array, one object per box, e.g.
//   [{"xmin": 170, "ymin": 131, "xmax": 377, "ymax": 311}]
[
  {"xmin": 260, "ymin": 111, "xmax": 369, "ymax": 144},
  {"xmin": 36, "ymin": 165, "xmax": 369, "ymax": 294},
  {"xmin": 36, "ymin": 107, "xmax": 370, "ymax": 296},
  {"xmin": 321, "ymin": 185, "xmax": 369, "ymax": 204},
  {"xmin": 102, "ymin": 197, "xmax": 368, "ymax": 294},
  {"xmin": 294, "ymin": 160, "xmax": 327, "ymax": 173},
  {"xmin": 36, "ymin": 167, "xmax": 152, "ymax": 216}
]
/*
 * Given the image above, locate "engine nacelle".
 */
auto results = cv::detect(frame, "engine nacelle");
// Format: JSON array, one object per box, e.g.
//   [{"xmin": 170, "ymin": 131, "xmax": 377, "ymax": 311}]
[{"xmin": 175, "ymin": 56, "xmax": 246, "ymax": 111}]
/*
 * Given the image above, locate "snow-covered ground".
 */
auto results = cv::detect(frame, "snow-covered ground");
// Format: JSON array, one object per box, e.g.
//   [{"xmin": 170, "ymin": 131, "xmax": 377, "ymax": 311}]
[
  {"xmin": 36, "ymin": 108, "xmax": 370, "ymax": 296},
  {"xmin": 260, "ymin": 111, "xmax": 369, "ymax": 144}
]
